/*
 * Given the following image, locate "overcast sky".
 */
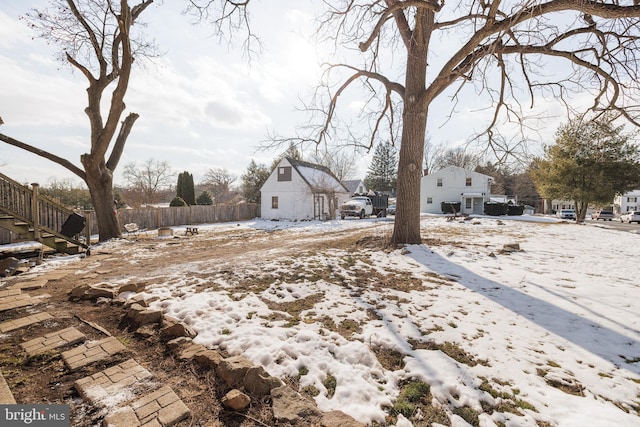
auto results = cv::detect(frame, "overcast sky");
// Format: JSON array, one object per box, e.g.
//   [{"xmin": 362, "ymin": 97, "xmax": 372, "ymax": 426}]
[{"xmin": 0, "ymin": 1, "xmax": 566, "ymax": 189}]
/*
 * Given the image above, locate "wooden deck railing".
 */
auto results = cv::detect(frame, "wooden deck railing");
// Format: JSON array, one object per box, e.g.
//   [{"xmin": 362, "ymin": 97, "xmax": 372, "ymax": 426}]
[{"xmin": 0, "ymin": 172, "xmax": 87, "ymax": 247}]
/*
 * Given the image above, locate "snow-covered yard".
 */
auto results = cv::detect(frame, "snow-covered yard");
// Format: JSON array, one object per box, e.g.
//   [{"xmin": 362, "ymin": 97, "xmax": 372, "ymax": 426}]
[{"xmin": 18, "ymin": 215, "xmax": 640, "ymax": 426}]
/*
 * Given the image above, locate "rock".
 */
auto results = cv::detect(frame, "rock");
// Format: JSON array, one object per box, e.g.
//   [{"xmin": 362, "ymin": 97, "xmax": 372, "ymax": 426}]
[
  {"xmin": 86, "ymin": 283, "xmax": 119, "ymax": 299},
  {"xmin": 177, "ymin": 343, "xmax": 208, "ymax": 360},
  {"xmin": 124, "ymin": 294, "xmax": 148, "ymax": 308},
  {"xmin": 134, "ymin": 324, "xmax": 156, "ymax": 338},
  {"xmin": 243, "ymin": 366, "xmax": 283, "ymax": 397},
  {"xmin": 503, "ymin": 243, "xmax": 521, "ymax": 251},
  {"xmin": 125, "ymin": 306, "xmax": 162, "ymax": 327},
  {"xmin": 270, "ymin": 385, "xmax": 321, "ymax": 423},
  {"xmin": 118, "ymin": 282, "xmax": 146, "ymax": 293},
  {"xmin": 160, "ymin": 322, "xmax": 197, "ymax": 339},
  {"xmin": 221, "ymin": 389, "xmax": 251, "ymax": 411},
  {"xmin": 498, "ymin": 243, "xmax": 522, "ymax": 255},
  {"xmin": 69, "ymin": 284, "xmax": 92, "ymax": 298},
  {"xmin": 193, "ymin": 349, "xmax": 223, "ymax": 368},
  {"xmin": 0, "ymin": 257, "xmax": 19, "ymax": 277},
  {"xmin": 161, "ymin": 315, "xmax": 197, "ymax": 339},
  {"xmin": 69, "ymin": 283, "xmax": 118, "ymax": 300},
  {"xmin": 166, "ymin": 337, "xmax": 192, "ymax": 352},
  {"xmin": 216, "ymin": 355, "xmax": 254, "ymax": 388},
  {"xmin": 321, "ymin": 411, "xmax": 366, "ymax": 427}
]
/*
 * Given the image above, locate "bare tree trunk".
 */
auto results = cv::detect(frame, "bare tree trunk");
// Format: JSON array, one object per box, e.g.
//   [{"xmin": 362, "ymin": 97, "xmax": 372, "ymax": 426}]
[
  {"xmin": 391, "ymin": 7, "xmax": 432, "ymax": 245},
  {"xmin": 83, "ymin": 158, "xmax": 120, "ymax": 241}
]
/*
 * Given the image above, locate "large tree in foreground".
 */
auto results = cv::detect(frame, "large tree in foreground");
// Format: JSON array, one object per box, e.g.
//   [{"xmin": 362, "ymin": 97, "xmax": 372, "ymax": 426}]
[
  {"xmin": 302, "ymin": 1, "xmax": 640, "ymax": 244},
  {"xmin": 0, "ymin": 0, "xmax": 249, "ymax": 241},
  {"xmin": 531, "ymin": 114, "xmax": 640, "ymax": 222}
]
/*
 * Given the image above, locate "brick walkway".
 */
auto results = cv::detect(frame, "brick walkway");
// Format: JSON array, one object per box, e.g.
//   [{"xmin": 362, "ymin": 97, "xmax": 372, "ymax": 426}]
[
  {"xmin": 62, "ymin": 336, "xmax": 126, "ymax": 371},
  {"xmin": 0, "ymin": 312, "xmax": 53, "ymax": 333},
  {"xmin": 74, "ymin": 359, "xmax": 152, "ymax": 404},
  {"xmin": 0, "ymin": 289, "xmax": 34, "ymax": 312},
  {"xmin": 103, "ymin": 386, "xmax": 190, "ymax": 427},
  {"xmin": 20, "ymin": 326, "xmax": 86, "ymax": 356},
  {"xmin": 9, "ymin": 277, "xmax": 48, "ymax": 291}
]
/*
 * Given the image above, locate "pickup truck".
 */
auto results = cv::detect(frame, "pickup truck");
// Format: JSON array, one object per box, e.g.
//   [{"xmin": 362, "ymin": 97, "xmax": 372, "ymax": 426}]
[{"xmin": 340, "ymin": 193, "xmax": 389, "ymax": 219}]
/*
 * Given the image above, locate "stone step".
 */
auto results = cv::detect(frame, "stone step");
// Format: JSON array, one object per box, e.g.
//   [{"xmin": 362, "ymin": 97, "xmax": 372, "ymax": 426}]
[
  {"xmin": 0, "ymin": 312, "xmax": 53, "ymax": 334},
  {"xmin": 102, "ymin": 385, "xmax": 190, "ymax": 427},
  {"xmin": 20, "ymin": 326, "xmax": 87, "ymax": 356},
  {"xmin": 61, "ymin": 336, "xmax": 126, "ymax": 371},
  {"xmin": 0, "ymin": 371, "xmax": 16, "ymax": 404},
  {"xmin": 74, "ymin": 359, "xmax": 153, "ymax": 405},
  {"xmin": 9, "ymin": 277, "xmax": 48, "ymax": 291}
]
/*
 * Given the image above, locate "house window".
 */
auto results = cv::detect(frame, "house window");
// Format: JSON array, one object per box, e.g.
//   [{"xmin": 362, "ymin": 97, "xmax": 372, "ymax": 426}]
[
  {"xmin": 437, "ymin": 178, "xmax": 443, "ymax": 187},
  {"xmin": 427, "ymin": 197, "xmax": 433, "ymax": 204},
  {"xmin": 628, "ymin": 197, "xmax": 637, "ymax": 203},
  {"xmin": 465, "ymin": 198, "xmax": 472, "ymax": 209},
  {"xmin": 466, "ymin": 177, "xmax": 472, "ymax": 186},
  {"xmin": 271, "ymin": 196, "xmax": 279, "ymax": 209},
  {"xmin": 277, "ymin": 166, "xmax": 292, "ymax": 181}
]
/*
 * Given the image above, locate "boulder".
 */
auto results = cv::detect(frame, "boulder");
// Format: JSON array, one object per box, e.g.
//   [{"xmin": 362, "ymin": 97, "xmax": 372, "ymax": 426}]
[
  {"xmin": 243, "ymin": 366, "xmax": 283, "ymax": 397},
  {"xmin": 124, "ymin": 294, "xmax": 148, "ymax": 308},
  {"xmin": 221, "ymin": 389, "xmax": 251, "ymax": 411},
  {"xmin": 321, "ymin": 411, "xmax": 366, "ymax": 427},
  {"xmin": 125, "ymin": 305, "xmax": 162, "ymax": 327},
  {"xmin": 118, "ymin": 282, "xmax": 146, "ymax": 293},
  {"xmin": 160, "ymin": 315, "xmax": 197, "ymax": 339},
  {"xmin": 270, "ymin": 385, "xmax": 321, "ymax": 423},
  {"xmin": 177, "ymin": 343, "xmax": 208, "ymax": 360},
  {"xmin": 216, "ymin": 355, "xmax": 254, "ymax": 388},
  {"xmin": 193, "ymin": 349, "xmax": 223, "ymax": 368}
]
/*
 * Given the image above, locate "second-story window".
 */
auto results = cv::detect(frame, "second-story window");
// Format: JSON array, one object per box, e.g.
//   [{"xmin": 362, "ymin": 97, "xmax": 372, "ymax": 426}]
[
  {"xmin": 466, "ymin": 177, "xmax": 472, "ymax": 186},
  {"xmin": 277, "ymin": 166, "xmax": 292, "ymax": 181}
]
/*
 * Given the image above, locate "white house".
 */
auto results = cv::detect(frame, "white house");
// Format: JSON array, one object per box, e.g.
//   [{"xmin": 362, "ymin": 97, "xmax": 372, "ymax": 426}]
[
  {"xmin": 260, "ymin": 157, "xmax": 350, "ymax": 221},
  {"xmin": 342, "ymin": 179, "xmax": 367, "ymax": 195},
  {"xmin": 420, "ymin": 166, "xmax": 493, "ymax": 215},
  {"xmin": 614, "ymin": 190, "xmax": 640, "ymax": 213}
]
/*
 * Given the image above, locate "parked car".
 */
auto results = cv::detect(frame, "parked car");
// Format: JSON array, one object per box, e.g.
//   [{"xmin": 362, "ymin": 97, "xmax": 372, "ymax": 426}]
[
  {"xmin": 387, "ymin": 204, "xmax": 396, "ymax": 215},
  {"xmin": 619, "ymin": 211, "xmax": 640, "ymax": 224},
  {"xmin": 556, "ymin": 209, "xmax": 576, "ymax": 220},
  {"xmin": 591, "ymin": 209, "xmax": 614, "ymax": 221}
]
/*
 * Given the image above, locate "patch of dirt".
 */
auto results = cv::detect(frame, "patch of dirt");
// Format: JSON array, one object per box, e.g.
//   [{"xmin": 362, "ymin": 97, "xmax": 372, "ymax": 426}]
[{"xmin": 0, "ymin": 226, "xmax": 378, "ymax": 426}]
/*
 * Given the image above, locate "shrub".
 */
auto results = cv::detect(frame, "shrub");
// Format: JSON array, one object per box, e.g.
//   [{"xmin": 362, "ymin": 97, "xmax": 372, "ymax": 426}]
[
  {"xmin": 441, "ymin": 201, "xmax": 461, "ymax": 214},
  {"xmin": 196, "ymin": 191, "xmax": 213, "ymax": 205},
  {"xmin": 169, "ymin": 197, "xmax": 187, "ymax": 207}
]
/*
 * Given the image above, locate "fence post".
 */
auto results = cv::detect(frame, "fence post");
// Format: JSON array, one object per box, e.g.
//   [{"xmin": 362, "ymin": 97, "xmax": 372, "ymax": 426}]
[
  {"xmin": 31, "ymin": 183, "xmax": 41, "ymax": 242},
  {"xmin": 84, "ymin": 210, "xmax": 93, "ymax": 246}
]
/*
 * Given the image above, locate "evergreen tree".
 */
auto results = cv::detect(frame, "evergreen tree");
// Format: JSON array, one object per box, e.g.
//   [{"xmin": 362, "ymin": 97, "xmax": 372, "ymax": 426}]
[
  {"xmin": 531, "ymin": 114, "xmax": 640, "ymax": 222},
  {"xmin": 241, "ymin": 160, "xmax": 270, "ymax": 204},
  {"xmin": 364, "ymin": 142, "xmax": 398, "ymax": 192},
  {"xmin": 196, "ymin": 191, "xmax": 213, "ymax": 205},
  {"xmin": 270, "ymin": 143, "xmax": 304, "ymax": 170},
  {"xmin": 176, "ymin": 171, "xmax": 195, "ymax": 206}
]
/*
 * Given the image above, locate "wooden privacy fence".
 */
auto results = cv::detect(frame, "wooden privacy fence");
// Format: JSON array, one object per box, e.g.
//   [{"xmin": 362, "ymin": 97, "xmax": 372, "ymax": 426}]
[{"xmin": 82, "ymin": 203, "xmax": 260, "ymax": 236}]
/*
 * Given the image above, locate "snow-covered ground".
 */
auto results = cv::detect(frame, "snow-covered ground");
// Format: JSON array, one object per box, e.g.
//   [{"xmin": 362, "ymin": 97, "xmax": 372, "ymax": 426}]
[{"xmin": 8, "ymin": 215, "xmax": 640, "ymax": 426}]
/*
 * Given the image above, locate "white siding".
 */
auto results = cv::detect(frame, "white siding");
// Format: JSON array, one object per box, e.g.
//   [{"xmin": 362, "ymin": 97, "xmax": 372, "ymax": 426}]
[
  {"xmin": 420, "ymin": 166, "xmax": 492, "ymax": 214},
  {"xmin": 260, "ymin": 158, "xmax": 349, "ymax": 220},
  {"xmin": 614, "ymin": 190, "xmax": 640, "ymax": 213}
]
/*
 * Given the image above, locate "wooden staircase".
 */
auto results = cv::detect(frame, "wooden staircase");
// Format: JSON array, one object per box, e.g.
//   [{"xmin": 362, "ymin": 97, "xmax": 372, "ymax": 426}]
[{"xmin": 0, "ymin": 172, "xmax": 88, "ymax": 255}]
